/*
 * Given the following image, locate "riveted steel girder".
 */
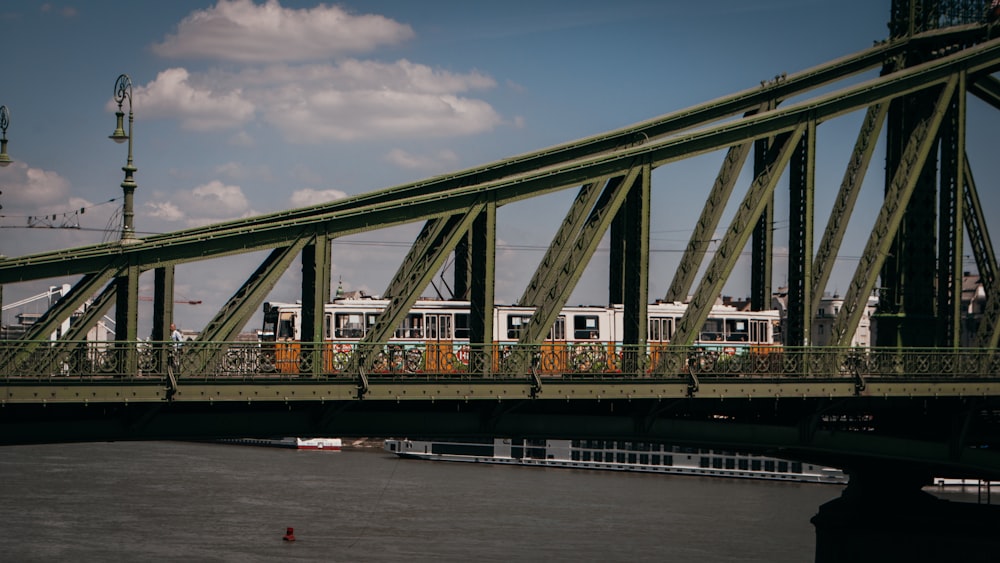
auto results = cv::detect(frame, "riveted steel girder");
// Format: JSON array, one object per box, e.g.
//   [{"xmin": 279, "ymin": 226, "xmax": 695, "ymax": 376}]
[
  {"xmin": 786, "ymin": 121, "xmax": 816, "ymax": 347},
  {"xmin": 1, "ymin": 29, "xmax": 993, "ymax": 286},
  {"xmin": 301, "ymin": 236, "xmax": 332, "ymax": 376},
  {"xmin": 969, "ymin": 74, "xmax": 1000, "ymax": 109},
  {"xmin": 833, "ymin": 77, "xmax": 959, "ymax": 346},
  {"xmin": 938, "ymin": 72, "xmax": 966, "ymax": 347},
  {"xmin": 962, "ymin": 156, "xmax": 1000, "ymax": 349},
  {"xmin": 518, "ymin": 168, "xmax": 644, "ymax": 348},
  {"xmin": 361, "ymin": 204, "xmax": 486, "ymax": 349},
  {"xmin": 151, "ymin": 266, "xmax": 175, "ymax": 343},
  {"xmin": 520, "ymin": 178, "xmax": 609, "ymax": 307},
  {"xmin": 1, "ymin": 266, "xmax": 121, "ymax": 374},
  {"xmin": 616, "ymin": 165, "xmax": 651, "ymax": 351},
  {"xmin": 469, "ymin": 203, "xmax": 496, "ymax": 375},
  {"xmin": 811, "ymin": 103, "xmax": 889, "ymax": 309},
  {"xmin": 200, "ymin": 238, "xmax": 311, "ymax": 344},
  {"xmin": 664, "ymin": 108, "xmax": 762, "ymax": 303},
  {"xmin": 671, "ymin": 125, "xmax": 806, "ymax": 350},
  {"xmin": 115, "ymin": 265, "xmax": 140, "ymax": 347}
]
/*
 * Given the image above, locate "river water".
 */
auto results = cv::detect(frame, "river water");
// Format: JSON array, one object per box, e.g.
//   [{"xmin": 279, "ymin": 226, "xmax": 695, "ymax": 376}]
[{"xmin": 0, "ymin": 441, "xmax": 983, "ymax": 562}]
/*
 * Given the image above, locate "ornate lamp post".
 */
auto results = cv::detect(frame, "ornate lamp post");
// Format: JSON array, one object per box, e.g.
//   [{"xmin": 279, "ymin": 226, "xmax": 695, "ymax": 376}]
[
  {"xmin": 0, "ymin": 105, "xmax": 11, "ymax": 167},
  {"xmin": 109, "ymin": 74, "xmax": 137, "ymax": 243}
]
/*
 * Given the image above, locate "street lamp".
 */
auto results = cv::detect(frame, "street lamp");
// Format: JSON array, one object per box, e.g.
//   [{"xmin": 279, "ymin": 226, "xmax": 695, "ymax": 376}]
[
  {"xmin": 109, "ymin": 74, "xmax": 137, "ymax": 243},
  {"xmin": 0, "ymin": 105, "xmax": 11, "ymax": 167}
]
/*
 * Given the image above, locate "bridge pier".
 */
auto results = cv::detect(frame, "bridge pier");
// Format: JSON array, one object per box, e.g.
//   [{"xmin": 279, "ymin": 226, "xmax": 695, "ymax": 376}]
[{"xmin": 812, "ymin": 466, "xmax": 1000, "ymax": 563}]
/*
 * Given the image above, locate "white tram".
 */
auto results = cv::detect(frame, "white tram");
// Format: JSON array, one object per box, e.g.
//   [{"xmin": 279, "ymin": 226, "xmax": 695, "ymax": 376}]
[{"xmin": 260, "ymin": 295, "xmax": 780, "ymax": 374}]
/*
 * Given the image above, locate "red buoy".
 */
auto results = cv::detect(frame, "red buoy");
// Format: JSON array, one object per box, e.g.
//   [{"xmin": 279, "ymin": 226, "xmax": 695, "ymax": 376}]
[{"xmin": 283, "ymin": 527, "xmax": 296, "ymax": 542}]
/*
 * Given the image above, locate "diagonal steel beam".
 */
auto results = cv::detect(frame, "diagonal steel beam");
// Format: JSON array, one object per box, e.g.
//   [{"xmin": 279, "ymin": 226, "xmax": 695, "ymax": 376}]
[
  {"xmin": 2, "ymin": 266, "xmax": 121, "ymax": 371},
  {"xmin": 520, "ymin": 178, "xmax": 609, "ymax": 306},
  {"xmin": 832, "ymin": 76, "xmax": 958, "ymax": 347},
  {"xmin": 199, "ymin": 238, "xmax": 311, "ymax": 343},
  {"xmin": 963, "ymin": 157, "xmax": 1000, "ymax": 349},
  {"xmin": 811, "ymin": 103, "xmax": 889, "ymax": 308},
  {"xmin": 517, "ymin": 168, "xmax": 644, "ymax": 349},
  {"xmin": 670, "ymin": 125, "xmax": 806, "ymax": 350},
  {"xmin": 665, "ymin": 106, "xmax": 765, "ymax": 303},
  {"xmin": 3, "ymin": 33, "xmax": 999, "ymax": 284},
  {"xmin": 969, "ymin": 74, "xmax": 1000, "ymax": 111},
  {"xmin": 362, "ymin": 203, "xmax": 488, "ymax": 348}
]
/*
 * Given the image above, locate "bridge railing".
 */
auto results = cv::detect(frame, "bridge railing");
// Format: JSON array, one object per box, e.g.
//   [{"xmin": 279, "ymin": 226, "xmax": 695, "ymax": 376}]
[{"xmin": 1, "ymin": 341, "xmax": 998, "ymax": 382}]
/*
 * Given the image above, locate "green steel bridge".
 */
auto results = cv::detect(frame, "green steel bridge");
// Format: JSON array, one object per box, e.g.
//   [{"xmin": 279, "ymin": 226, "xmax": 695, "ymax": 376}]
[{"xmin": 3, "ymin": 1, "xmax": 1000, "ymax": 509}]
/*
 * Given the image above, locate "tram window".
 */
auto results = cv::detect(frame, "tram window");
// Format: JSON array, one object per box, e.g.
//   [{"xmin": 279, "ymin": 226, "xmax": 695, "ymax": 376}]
[
  {"xmin": 324, "ymin": 313, "xmax": 333, "ymax": 339},
  {"xmin": 725, "ymin": 319, "xmax": 749, "ymax": 342},
  {"xmin": 574, "ymin": 315, "xmax": 600, "ymax": 340},
  {"xmin": 335, "ymin": 313, "xmax": 365, "ymax": 338},
  {"xmin": 700, "ymin": 318, "xmax": 723, "ymax": 341},
  {"xmin": 454, "ymin": 313, "xmax": 470, "ymax": 339},
  {"xmin": 427, "ymin": 315, "xmax": 438, "ymax": 339},
  {"xmin": 395, "ymin": 313, "xmax": 424, "ymax": 339},
  {"xmin": 649, "ymin": 318, "xmax": 661, "ymax": 341},
  {"xmin": 431, "ymin": 314, "xmax": 452, "ymax": 340},
  {"xmin": 507, "ymin": 315, "xmax": 532, "ymax": 339},
  {"xmin": 550, "ymin": 316, "xmax": 566, "ymax": 340},
  {"xmin": 277, "ymin": 312, "xmax": 296, "ymax": 339}
]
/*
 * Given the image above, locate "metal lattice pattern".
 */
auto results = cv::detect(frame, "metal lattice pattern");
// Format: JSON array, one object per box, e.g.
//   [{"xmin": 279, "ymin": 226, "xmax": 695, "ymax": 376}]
[{"xmin": 3, "ymin": 341, "xmax": 998, "ymax": 381}]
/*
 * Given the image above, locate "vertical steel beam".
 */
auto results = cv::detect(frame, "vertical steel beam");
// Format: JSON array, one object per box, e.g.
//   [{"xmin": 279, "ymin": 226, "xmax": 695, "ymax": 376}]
[
  {"xmin": 878, "ymin": 84, "xmax": 942, "ymax": 347},
  {"xmin": 152, "ymin": 266, "xmax": 175, "ymax": 342},
  {"xmin": 833, "ymin": 77, "xmax": 957, "ymax": 347},
  {"xmin": 937, "ymin": 71, "xmax": 965, "ymax": 348},
  {"xmin": 469, "ymin": 201, "xmax": 496, "ymax": 375},
  {"xmin": 520, "ymin": 179, "xmax": 607, "ymax": 306},
  {"xmin": 620, "ymin": 165, "xmax": 651, "ymax": 348},
  {"xmin": 811, "ymin": 103, "xmax": 889, "ymax": 310},
  {"xmin": 114, "ymin": 263, "xmax": 140, "ymax": 376},
  {"xmin": 670, "ymin": 125, "xmax": 805, "ymax": 349},
  {"xmin": 114, "ymin": 263, "xmax": 140, "ymax": 344},
  {"xmin": 665, "ymin": 138, "xmax": 755, "ymax": 303},
  {"xmin": 750, "ymin": 137, "xmax": 775, "ymax": 312},
  {"xmin": 301, "ymin": 235, "xmax": 332, "ymax": 375},
  {"xmin": 787, "ymin": 122, "xmax": 815, "ymax": 347}
]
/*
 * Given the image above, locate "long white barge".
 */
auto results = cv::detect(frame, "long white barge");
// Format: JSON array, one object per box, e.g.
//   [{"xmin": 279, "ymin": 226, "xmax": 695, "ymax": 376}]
[{"xmin": 384, "ymin": 438, "xmax": 847, "ymax": 484}]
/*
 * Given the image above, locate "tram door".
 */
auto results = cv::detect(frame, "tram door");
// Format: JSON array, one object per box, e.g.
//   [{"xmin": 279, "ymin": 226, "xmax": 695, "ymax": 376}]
[{"xmin": 424, "ymin": 314, "xmax": 454, "ymax": 372}]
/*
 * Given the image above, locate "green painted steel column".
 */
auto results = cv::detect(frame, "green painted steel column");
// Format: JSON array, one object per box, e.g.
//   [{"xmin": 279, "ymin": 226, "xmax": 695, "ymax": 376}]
[
  {"xmin": 301, "ymin": 235, "xmax": 332, "ymax": 375},
  {"xmin": 787, "ymin": 123, "xmax": 814, "ymax": 347},
  {"xmin": 469, "ymin": 201, "xmax": 496, "ymax": 375},
  {"xmin": 750, "ymin": 137, "xmax": 775, "ymax": 312},
  {"xmin": 114, "ymin": 263, "xmax": 140, "ymax": 377},
  {"xmin": 152, "ymin": 266, "xmax": 175, "ymax": 342},
  {"xmin": 938, "ymin": 71, "xmax": 965, "ymax": 348}
]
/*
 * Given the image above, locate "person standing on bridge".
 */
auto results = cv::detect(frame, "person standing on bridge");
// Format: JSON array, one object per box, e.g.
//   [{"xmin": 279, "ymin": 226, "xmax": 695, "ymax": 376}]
[{"xmin": 170, "ymin": 323, "xmax": 182, "ymax": 343}]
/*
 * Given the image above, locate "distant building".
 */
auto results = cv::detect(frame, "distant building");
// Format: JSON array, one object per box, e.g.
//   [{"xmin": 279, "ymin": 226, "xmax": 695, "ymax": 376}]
[{"xmin": 771, "ymin": 289, "xmax": 877, "ymax": 347}]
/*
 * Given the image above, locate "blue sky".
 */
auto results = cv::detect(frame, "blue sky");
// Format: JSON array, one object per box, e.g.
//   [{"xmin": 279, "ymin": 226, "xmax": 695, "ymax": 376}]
[{"xmin": 0, "ymin": 1, "xmax": 996, "ymax": 333}]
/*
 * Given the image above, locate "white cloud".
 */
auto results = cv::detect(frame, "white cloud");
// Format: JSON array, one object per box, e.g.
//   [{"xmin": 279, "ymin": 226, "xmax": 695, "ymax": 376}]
[
  {"xmin": 145, "ymin": 200, "xmax": 185, "ymax": 222},
  {"xmin": 248, "ymin": 60, "xmax": 501, "ymax": 142},
  {"xmin": 143, "ymin": 180, "xmax": 256, "ymax": 227},
  {"xmin": 0, "ymin": 162, "xmax": 71, "ymax": 209},
  {"xmin": 152, "ymin": 0, "xmax": 414, "ymax": 62},
  {"xmin": 289, "ymin": 188, "xmax": 348, "ymax": 208},
  {"xmin": 385, "ymin": 148, "xmax": 459, "ymax": 171},
  {"xmin": 130, "ymin": 68, "xmax": 256, "ymax": 131}
]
